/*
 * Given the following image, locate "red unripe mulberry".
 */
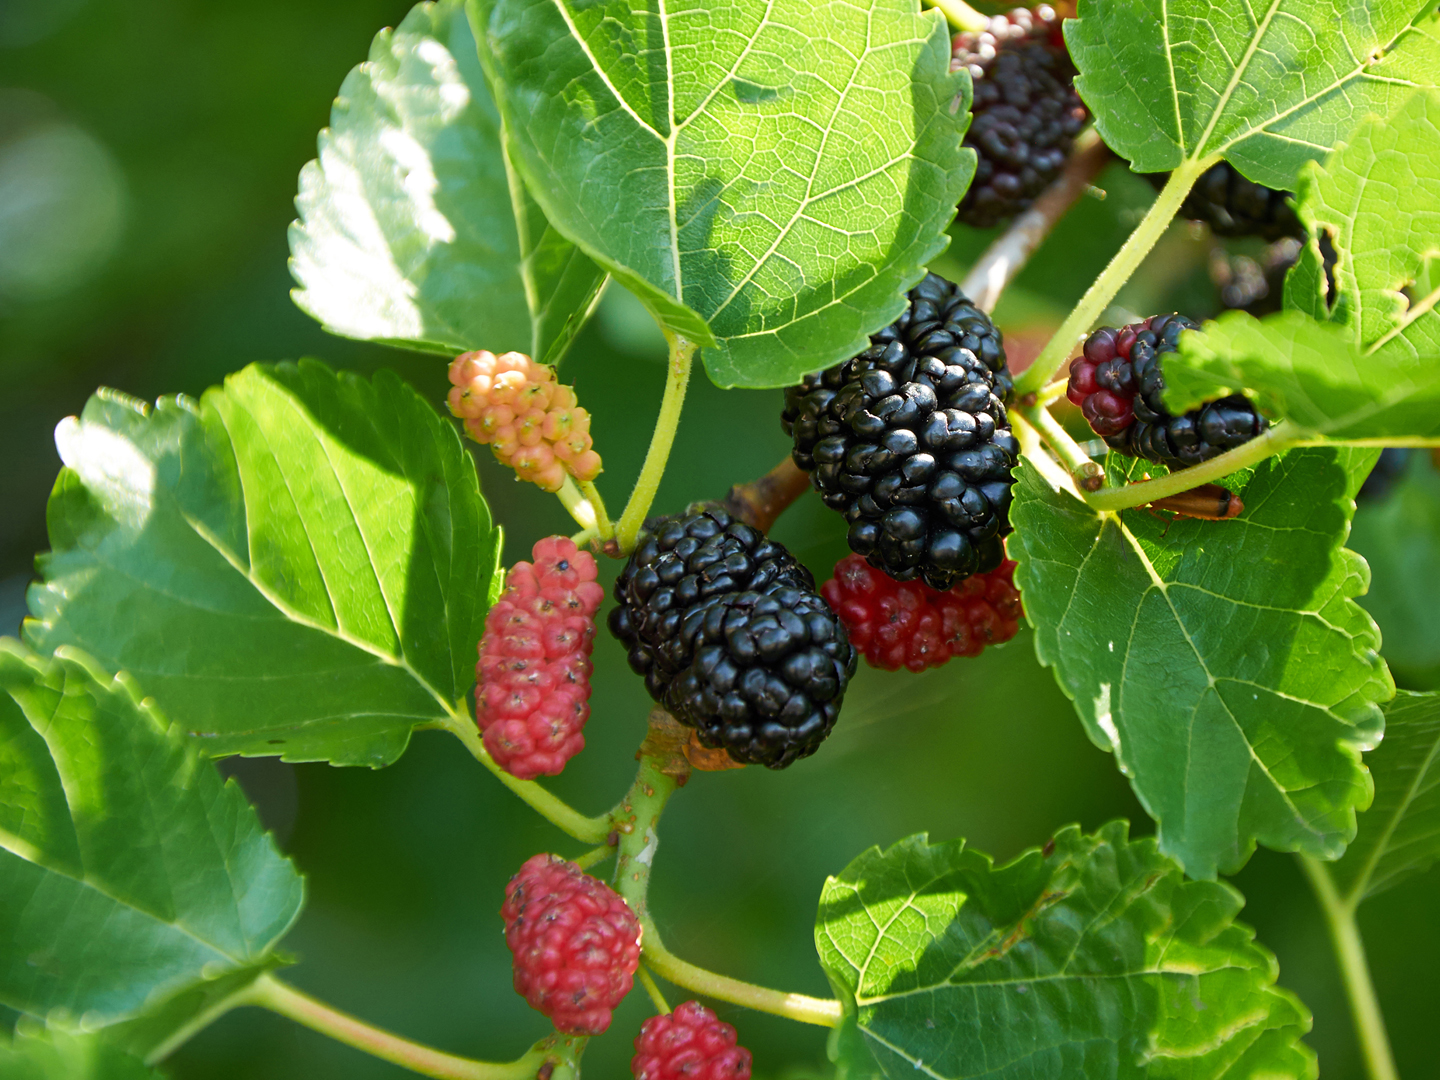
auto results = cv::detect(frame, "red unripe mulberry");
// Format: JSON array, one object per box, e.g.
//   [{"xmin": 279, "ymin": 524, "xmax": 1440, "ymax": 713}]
[
  {"xmin": 632, "ymin": 1001, "xmax": 752, "ymax": 1080},
  {"xmin": 502, "ymin": 854, "xmax": 641, "ymax": 1035},
  {"xmin": 477, "ymin": 537, "xmax": 604, "ymax": 779},
  {"xmin": 821, "ymin": 555, "xmax": 1022, "ymax": 672}
]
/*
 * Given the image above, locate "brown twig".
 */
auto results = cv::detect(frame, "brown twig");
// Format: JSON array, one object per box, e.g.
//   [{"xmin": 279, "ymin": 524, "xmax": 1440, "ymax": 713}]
[
  {"xmin": 961, "ymin": 130, "xmax": 1115, "ymax": 314},
  {"xmin": 722, "ymin": 456, "xmax": 812, "ymax": 534}
]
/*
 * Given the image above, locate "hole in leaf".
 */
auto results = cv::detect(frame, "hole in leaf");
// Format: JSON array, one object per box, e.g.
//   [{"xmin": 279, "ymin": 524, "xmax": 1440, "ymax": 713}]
[{"xmin": 1318, "ymin": 228, "xmax": 1340, "ymax": 310}]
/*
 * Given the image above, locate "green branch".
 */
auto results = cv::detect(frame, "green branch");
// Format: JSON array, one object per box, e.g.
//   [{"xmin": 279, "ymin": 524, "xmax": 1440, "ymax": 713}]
[
  {"xmin": 1013, "ymin": 155, "xmax": 1215, "ymax": 399},
  {"xmin": 1020, "ymin": 403, "xmax": 1103, "ymax": 490},
  {"xmin": 1298, "ymin": 857, "xmax": 1399, "ymax": 1080},
  {"xmin": 441, "ymin": 714, "xmax": 612, "ymax": 844},
  {"xmin": 247, "ymin": 974, "xmax": 552, "ymax": 1080},
  {"xmin": 615, "ymin": 332, "xmax": 696, "ymax": 553}
]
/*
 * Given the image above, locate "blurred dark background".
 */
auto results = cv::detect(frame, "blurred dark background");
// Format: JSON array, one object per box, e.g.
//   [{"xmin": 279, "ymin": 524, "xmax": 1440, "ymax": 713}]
[{"xmin": 2, "ymin": 1, "xmax": 1437, "ymax": 1077}]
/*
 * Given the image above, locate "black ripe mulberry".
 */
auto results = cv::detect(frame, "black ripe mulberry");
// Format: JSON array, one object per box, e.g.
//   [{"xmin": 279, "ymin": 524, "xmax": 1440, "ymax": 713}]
[
  {"xmin": 782, "ymin": 273, "xmax": 1018, "ymax": 590},
  {"xmin": 953, "ymin": 6, "xmax": 1090, "ymax": 228},
  {"xmin": 608, "ymin": 506, "xmax": 856, "ymax": 769},
  {"xmin": 1068, "ymin": 314, "xmax": 1268, "ymax": 468},
  {"xmin": 1147, "ymin": 161, "xmax": 1303, "ymax": 242}
]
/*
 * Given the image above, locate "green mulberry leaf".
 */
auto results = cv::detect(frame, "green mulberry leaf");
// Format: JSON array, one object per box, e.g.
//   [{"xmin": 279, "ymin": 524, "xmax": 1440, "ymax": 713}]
[
  {"xmin": 815, "ymin": 822, "xmax": 1315, "ymax": 1080},
  {"xmin": 290, "ymin": 0, "xmax": 604, "ymax": 365},
  {"xmin": 469, "ymin": 0, "xmax": 972, "ymax": 388},
  {"xmin": 0, "ymin": 641, "xmax": 304, "ymax": 1025},
  {"xmin": 1349, "ymin": 454, "xmax": 1440, "ymax": 684},
  {"xmin": 1066, "ymin": 0, "xmax": 1440, "ymax": 189},
  {"xmin": 0, "ymin": 1026, "xmax": 163, "ymax": 1080},
  {"xmin": 1008, "ymin": 450, "xmax": 1391, "ymax": 878},
  {"xmin": 1165, "ymin": 92, "xmax": 1440, "ymax": 443},
  {"xmin": 1327, "ymin": 690, "xmax": 1440, "ymax": 904},
  {"xmin": 25, "ymin": 362, "xmax": 499, "ymax": 766}
]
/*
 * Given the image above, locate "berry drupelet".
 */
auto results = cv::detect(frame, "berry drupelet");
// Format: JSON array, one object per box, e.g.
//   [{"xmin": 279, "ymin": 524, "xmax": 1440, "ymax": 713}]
[
  {"xmin": 632, "ymin": 1001, "xmax": 752, "ymax": 1080},
  {"xmin": 952, "ymin": 6, "xmax": 1089, "ymax": 228},
  {"xmin": 1067, "ymin": 314, "xmax": 1268, "ymax": 468},
  {"xmin": 822, "ymin": 555, "xmax": 1022, "ymax": 672},
  {"xmin": 609, "ymin": 506, "xmax": 856, "ymax": 769},
  {"xmin": 782, "ymin": 273, "xmax": 1018, "ymax": 590},
  {"xmin": 1146, "ymin": 161, "xmax": 1303, "ymax": 242},
  {"xmin": 475, "ymin": 537, "xmax": 604, "ymax": 780},
  {"xmin": 502, "ymin": 854, "xmax": 640, "ymax": 1035}
]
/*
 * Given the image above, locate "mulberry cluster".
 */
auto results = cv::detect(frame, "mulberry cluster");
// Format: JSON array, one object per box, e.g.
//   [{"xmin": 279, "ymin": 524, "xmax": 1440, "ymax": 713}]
[
  {"xmin": 1066, "ymin": 314, "xmax": 1268, "ymax": 467},
  {"xmin": 953, "ymin": 6, "xmax": 1089, "ymax": 228},
  {"xmin": 476, "ymin": 537, "xmax": 604, "ymax": 780},
  {"xmin": 782, "ymin": 273, "xmax": 1017, "ymax": 590},
  {"xmin": 822, "ymin": 554, "xmax": 1022, "ymax": 672},
  {"xmin": 1147, "ymin": 161, "xmax": 1303, "ymax": 242},
  {"xmin": 608, "ymin": 506, "xmax": 856, "ymax": 768},
  {"xmin": 633, "ymin": 1001, "xmax": 752, "ymax": 1080},
  {"xmin": 447, "ymin": 350, "xmax": 601, "ymax": 492},
  {"xmin": 502, "ymin": 854, "xmax": 640, "ymax": 1035}
]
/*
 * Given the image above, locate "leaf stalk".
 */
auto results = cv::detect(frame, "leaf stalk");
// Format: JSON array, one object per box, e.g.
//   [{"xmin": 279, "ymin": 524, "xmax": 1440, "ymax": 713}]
[
  {"xmin": 1298, "ymin": 856, "xmax": 1399, "ymax": 1080},
  {"xmin": 925, "ymin": 0, "xmax": 990, "ymax": 32},
  {"xmin": 616, "ymin": 332, "xmax": 696, "ymax": 553},
  {"xmin": 1012, "ymin": 154, "xmax": 1217, "ymax": 398},
  {"xmin": 247, "ymin": 974, "xmax": 551, "ymax": 1080},
  {"xmin": 1082, "ymin": 424, "xmax": 1299, "ymax": 512}
]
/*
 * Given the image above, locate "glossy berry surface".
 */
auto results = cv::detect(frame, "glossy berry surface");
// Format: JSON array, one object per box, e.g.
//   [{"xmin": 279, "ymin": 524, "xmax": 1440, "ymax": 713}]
[
  {"xmin": 1068, "ymin": 314, "xmax": 1267, "ymax": 468},
  {"xmin": 783, "ymin": 273, "xmax": 1016, "ymax": 590},
  {"xmin": 609, "ymin": 506, "xmax": 856, "ymax": 768},
  {"xmin": 447, "ymin": 350, "xmax": 601, "ymax": 491},
  {"xmin": 952, "ymin": 6, "xmax": 1089, "ymax": 228},
  {"xmin": 632, "ymin": 1001, "xmax": 752, "ymax": 1080},
  {"xmin": 476, "ymin": 537, "xmax": 604, "ymax": 779},
  {"xmin": 502, "ymin": 854, "xmax": 640, "ymax": 1035},
  {"xmin": 822, "ymin": 554, "xmax": 1022, "ymax": 672},
  {"xmin": 1147, "ymin": 160, "xmax": 1303, "ymax": 242}
]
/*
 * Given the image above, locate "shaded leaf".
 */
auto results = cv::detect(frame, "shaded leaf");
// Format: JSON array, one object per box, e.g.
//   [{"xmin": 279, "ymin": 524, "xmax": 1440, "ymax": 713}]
[
  {"xmin": 26, "ymin": 362, "xmax": 500, "ymax": 766},
  {"xmin": 290, "ymin": 0, "xmax": 604, "ymax": 364},
  {"xmin": 1328, "ymin": 691, "xmax": 1440, "ymax": 904},
  {"xmin": 1067, "ymin": 0, "xmax": 1440, "ymax": 188},
  {"xmin": 0, "ymin": 641, "xmax": 304, "ymax": 1025},
  {"xmin": 0, "ymin": 1025, "xmax": 163, "ymax": 1080},
  {"xmin": 1168, "ymin": 310, "xmax": 1440, "ymax": 441},
  {"xmin": 1008, "ymin": 450, "xmax": 1390, "ymax": 878},
  {"xmin": 470, "ymin": 0, "xmax": 973, "ymax": 387},
  {"xmin": 1349, "ymin": 453, "xmax": 1440, "ymax": 684},
  {"xmin": 815, "ymin": 822, "xmax": 1315, "ymax": 1080}
]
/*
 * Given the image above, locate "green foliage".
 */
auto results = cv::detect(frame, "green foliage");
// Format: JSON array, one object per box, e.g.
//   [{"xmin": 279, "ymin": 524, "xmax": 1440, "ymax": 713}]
[
  {"xmin": 0, "ymin": 640, "xmax": 303, "ymax": 1025},
  {"xmin": 0, "ymin": 1025, "xmax": 163, "ymax": 1080},
  {"xmin": 290, "ymin": 0, "xmax": 604, "ymax": 364},
  {"xmin": 1167, "ymin": 91, "xmax": 1440, "ymax": 441},
  {"xmin": 469, "ymin": 0, "xmax": 973, "ymax": 388},
  {"xmin": 1009, "ymin": 451, "xmax": 1391, "ymax": 879},
  {"xmin": 1066, "ymin": 0, "xmax": 1440, "ymax": 187},
  {"xmin": 815, "ymin": 822, "xmax": 1315, "ymax": 1080},
  {"xmin": 1349, "ymin": 455, "xmax": 1440, "ymax": 684},
  {"xmin": 25, "ymin": 362, "xmax": 500, "ymax": 767},
  {"xmin": 1327, "ymin": 691, "xmax": 1440, "ymax": 905}
]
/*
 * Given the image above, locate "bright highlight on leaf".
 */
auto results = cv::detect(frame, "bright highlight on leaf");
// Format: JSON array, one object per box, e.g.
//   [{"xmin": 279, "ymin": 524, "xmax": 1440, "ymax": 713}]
[
  {"xmin": 816, "ymin": 822, "xmax": 1316, "ymax": 1080},
  {"xmin": 0, "ymin": 641, "xmax": 304, "ymax": 1026},
  {"xmin": 0, "ymin": 1025, "xmax": 164, "ymax": 1080},
  {"xmin": 470, "ymin": 0, "xmax": 974, "ymax": 388},
  {"xmin": 25, "ymin": 362, "xmax": 501, "ymax": 767},
  {"xmin": 1328, "ymin": 690, "xmax": 1440, "ymax": 906},
  {"xmin": 1009, "ymin": 451, "xmax": 1391, "ymax": 879},
  {"xmin": 1066, "ymin": 0, "xmax": 1440, "ymax": 188},
  {"xmin": 289, "ymin": 0, "xmax": 604, "ymax": 364}
]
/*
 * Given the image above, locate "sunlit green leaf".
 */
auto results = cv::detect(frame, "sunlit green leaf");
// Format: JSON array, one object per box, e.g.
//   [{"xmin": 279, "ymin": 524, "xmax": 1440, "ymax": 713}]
[
  {"xmin": 290, "ymin": 0, "xmax": 604, "ymax": 365},
  {"xmin": 1009, "ymin": 450, "xmax": 1391, "ymax": 878},
  {"xmin": 1328, "ymin": 691, "xmax": 1440, "ymax": 904},
  {"xmin": 0, "ymin": 641, "xmax": 304, "ymax": 1025},
  {"xmin": 470, "ymin": 0, "xmax": 973, "ymax": 388},
  {"xmin": 0, "ymin": 1025, "xmax": 163, "ymax": 1080},
  {"xmin": 816, "ymin": 822, "xmax": 1315, "ymax": 1079},
  {"xmin": 1067, "ymin": 0, "xmax": 1440, "ymax": 188},
  {"xmin": 26, "ymin": 362, "xmax": 500, "ymax": 766}
]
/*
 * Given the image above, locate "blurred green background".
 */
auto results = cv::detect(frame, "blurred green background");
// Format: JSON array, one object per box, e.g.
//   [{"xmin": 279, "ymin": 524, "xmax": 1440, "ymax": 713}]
[{"xmin": 2, "ymin": 0, "xmax": 1437, "ymax": 1077}]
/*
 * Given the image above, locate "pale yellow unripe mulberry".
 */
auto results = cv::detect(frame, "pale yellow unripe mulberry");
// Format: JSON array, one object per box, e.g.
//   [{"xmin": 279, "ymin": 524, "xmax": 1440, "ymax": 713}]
[{"xmin": 447, "ymin": 350, "xmax": 603, "ymax": 492}]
